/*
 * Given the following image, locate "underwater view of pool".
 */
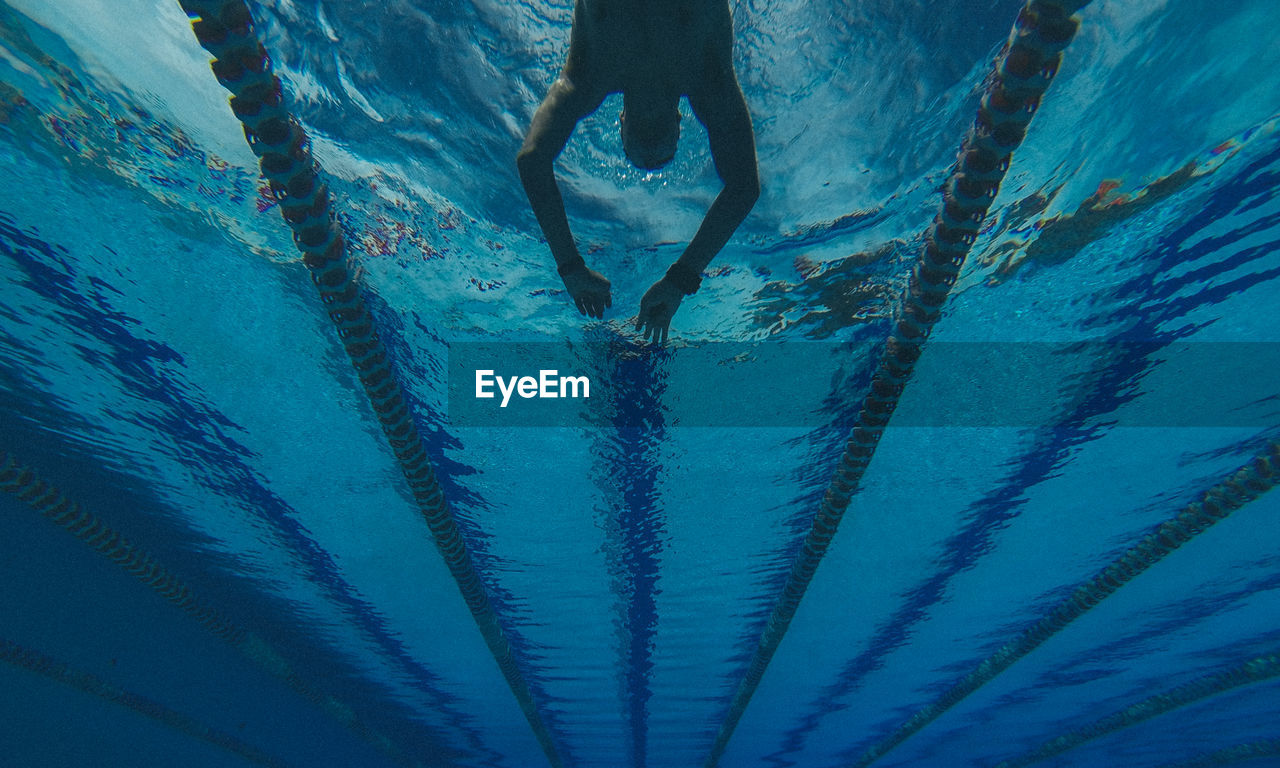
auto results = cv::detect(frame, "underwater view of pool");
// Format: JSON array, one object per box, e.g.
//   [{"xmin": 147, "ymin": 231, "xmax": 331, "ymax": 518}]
[{"xmin": 2, "ymin": 0, "xmax": 1279, "ymax": 766}]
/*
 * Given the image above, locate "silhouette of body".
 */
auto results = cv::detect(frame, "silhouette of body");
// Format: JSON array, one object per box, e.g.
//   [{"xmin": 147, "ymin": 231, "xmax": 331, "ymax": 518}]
[{"xmin": 518, "ymin": 0, "xmax": 759, "ymax": 342}]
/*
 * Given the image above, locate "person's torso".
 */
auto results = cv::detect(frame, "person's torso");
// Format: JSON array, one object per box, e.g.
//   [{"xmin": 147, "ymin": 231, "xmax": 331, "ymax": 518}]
[{"xmin": 576, "ymin": 0, "xmax": 721, "ymax": 96}]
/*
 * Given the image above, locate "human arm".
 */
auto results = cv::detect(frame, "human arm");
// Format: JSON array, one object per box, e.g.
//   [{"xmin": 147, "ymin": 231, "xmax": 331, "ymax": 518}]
[{"xmin": 517, "ymin": 75, "xmax": 611, "ymax": 318}]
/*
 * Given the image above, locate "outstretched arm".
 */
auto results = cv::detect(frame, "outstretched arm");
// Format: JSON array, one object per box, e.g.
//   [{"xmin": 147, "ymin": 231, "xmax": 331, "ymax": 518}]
[
  {"xmin": 681, "ymin": 76, "xmax": 760, "ymax": 275},
  {"xmin": 636, "ymin": 70, "xmax": 760, "ymax": 342},
  {"xmin": 517, "ymin": 75, "xmax": 611, "ymax": 318}
]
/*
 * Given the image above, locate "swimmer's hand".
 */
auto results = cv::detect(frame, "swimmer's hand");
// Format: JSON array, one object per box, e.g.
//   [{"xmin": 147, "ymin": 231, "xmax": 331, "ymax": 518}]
[
  {"xmin": 636, "ymin": 277, "xmax": 684, "ymax": 344},
  {"xmin": 562, "ymin": 265, "xmax": 611, "ymax": 319}
]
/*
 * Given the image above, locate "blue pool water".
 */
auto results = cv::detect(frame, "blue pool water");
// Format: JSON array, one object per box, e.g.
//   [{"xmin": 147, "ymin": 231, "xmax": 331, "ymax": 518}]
[{"xmin": 2, "ymin": 0, "xmax": 1279, "ymax": 767}]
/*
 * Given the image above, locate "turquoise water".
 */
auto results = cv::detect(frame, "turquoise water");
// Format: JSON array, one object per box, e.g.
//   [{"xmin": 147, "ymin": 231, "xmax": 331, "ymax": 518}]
[{"xmin": 2, "ymin": 1, "xmax": 1279, "ymax": 767}]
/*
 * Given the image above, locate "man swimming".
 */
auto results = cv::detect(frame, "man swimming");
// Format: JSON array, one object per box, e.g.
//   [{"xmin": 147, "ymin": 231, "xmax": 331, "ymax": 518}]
[{"xmin": 517, "ymin": 0, "xmax": 760, "ymax": 343}]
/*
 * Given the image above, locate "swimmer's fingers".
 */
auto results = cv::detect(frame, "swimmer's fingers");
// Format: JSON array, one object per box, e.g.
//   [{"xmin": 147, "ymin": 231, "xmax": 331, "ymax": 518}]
[
  {"xmin": 572, "ymin": 291, "xmax": 602, "ymax": 318},
  {"xmin": 634, "ymin": 304, "xmax": 671, "ymax": 344},
  {"xmin": 635, "ymin": 305, "xmax": 651, "ymax": 334},
  {"xmin": 574, "ymin": 286, "xmax": 608, "ymax": 319},
  {"xmin": 647, "ymin": 315, "xmax": 666, "ymax": 345},
  {"xmin": 638, "ymin": 317, "xmax": 665, "ymax": 345}
]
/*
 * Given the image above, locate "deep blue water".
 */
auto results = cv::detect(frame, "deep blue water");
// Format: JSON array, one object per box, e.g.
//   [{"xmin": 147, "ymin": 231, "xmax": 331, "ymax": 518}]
[{"xmin": 2, "ymin": 0, "xmax": 1279, "ymax": 767}]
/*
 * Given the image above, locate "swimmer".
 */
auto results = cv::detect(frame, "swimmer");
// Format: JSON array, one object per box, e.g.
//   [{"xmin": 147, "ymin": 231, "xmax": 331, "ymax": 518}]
[{"xmin": 517, "ymin": 0, "xmax": 760, "ymax": 343}]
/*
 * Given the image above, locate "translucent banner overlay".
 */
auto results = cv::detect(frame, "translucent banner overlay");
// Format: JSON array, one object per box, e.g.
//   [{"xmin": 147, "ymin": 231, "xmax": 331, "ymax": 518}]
[{"xmin": 445, "ymin": 342, "xmax": 1280, "ymax": 428}]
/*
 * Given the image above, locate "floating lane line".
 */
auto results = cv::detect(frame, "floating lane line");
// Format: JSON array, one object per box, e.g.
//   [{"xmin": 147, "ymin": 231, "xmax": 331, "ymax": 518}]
[
  {"xmin": 702, "ymin": 1, "xmax": 1092, "ymax": 765},
  {"xmin": 847, "ymin": 441, "xmax": 1280, "ymax": 768},
  {"xmin": 0, "ymin": 451, "xmax": 242, "ymax": 643},
  {"xmin": 992, "ymin": 651, "xmax": 1280, "ymax": 768},
  {"xmin": 2, "ymin": 206, "xmax": 502, "ymax": 767},
  {"xmin": 1153, "ymin": 738, "xmax": 1280, "ymax": 768},
  {"xmin": 174, "ymin": 2, "xmax": 565, "ymax": 766},
  {"xmin": 0, "ymin": 634, "xmax": 291, "ymax": 768},
  {"xmin": 0, "ymin": 449, "xmax": 428, "ymax": 768}
]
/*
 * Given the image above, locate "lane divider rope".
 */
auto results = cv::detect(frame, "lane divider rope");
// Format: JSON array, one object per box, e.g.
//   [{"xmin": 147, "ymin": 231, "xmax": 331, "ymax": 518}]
[
  {"xmin": 0, "ymin": 452, "xmax": 241, "ymax": 640},
  {"xmin": 993, "ymin": 650, "xmax": 1280, "ymax": 768},
  {"xmin": 0, "ymin": 634, "xmax": 291, "ymax": 768},
  {"xmin": 0, "ymin": 450, "xmax": 424, "ymax": 768},
  {"xmin": 173, "ymin": 3, "xmax": 565, "ymax": 766},
  {"xmin": 702, "ymin": 1, "xmax": 1091, "ymax": 764},
  {"xmin": 849, "ymin": 441, "xmax": 1280, "ymax": 768},
  {"xmin": 1154, "ymin": 739, "xmax": 1280, "ymax": 768}
]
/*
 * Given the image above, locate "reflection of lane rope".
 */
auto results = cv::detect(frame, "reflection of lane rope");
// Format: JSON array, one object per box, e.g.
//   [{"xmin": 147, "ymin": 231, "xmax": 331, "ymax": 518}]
[
  {"xmin": 1155, "ymin": 739, "xmax": 1280, "ymax": 768},
  {"xmin": 849, "ymin": 442, "xmax": 1280, "ymax": 768},
  {"xmin": 174, "ymin": 3, "xmax": 565, "ymax": 767},
  {"xmin": 0, "ymin": 451, "xmax": 422, "ymax": 768},
  {"xmin": 703, "ymin": 2, "xmax": 1091, "ymax": 765},
  {"xmin": 0, "ymin": 635, "xmax": 290, "ymax": 768},
  {"xmin": 993, "ymin": 651, "xmax": 1280, "ymax": 768}
]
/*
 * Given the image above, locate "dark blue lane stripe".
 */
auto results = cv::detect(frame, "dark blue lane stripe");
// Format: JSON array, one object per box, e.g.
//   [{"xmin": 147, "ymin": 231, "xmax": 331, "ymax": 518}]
[
  {"xmin": 592, "ymin": 337, "xmax": 670, "ymax": 768},
  {"xmin": 0, "ymin": 211, "xmax": 498, "ymax": 767},
  {"xmin": 434, "ymin": 332, "xmax": 670, "ymax": 768}
]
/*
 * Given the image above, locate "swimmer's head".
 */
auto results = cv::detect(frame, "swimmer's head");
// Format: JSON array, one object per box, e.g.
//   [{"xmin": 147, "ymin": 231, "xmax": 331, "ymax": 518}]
[{"xmin": 621, "ymin": 99, "xmax": 680, "ymax": 171}]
